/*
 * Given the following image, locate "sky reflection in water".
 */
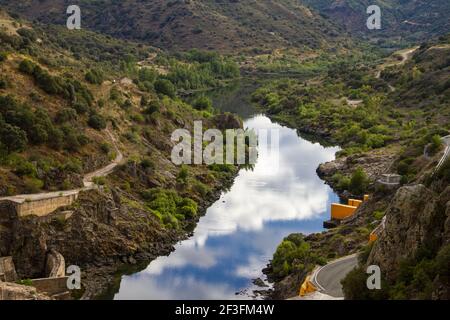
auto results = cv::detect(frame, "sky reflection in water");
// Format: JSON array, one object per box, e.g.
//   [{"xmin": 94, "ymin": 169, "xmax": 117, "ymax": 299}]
[{"xmin": 114, "ymin": 114, "xmax": 340, "ymax": 300}]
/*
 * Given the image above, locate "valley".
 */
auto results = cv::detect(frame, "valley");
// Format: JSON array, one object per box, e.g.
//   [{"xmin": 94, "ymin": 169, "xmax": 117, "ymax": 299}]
[{"xmin": 0, "ymin": 0, "xmax": 449, "ymax": 303}]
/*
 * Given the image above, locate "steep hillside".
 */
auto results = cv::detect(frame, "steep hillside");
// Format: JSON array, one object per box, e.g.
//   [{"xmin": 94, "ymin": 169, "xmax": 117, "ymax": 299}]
[
  {"xmin": 0, "ymin": 0, "xmax": 351, "ymax": 53},
  {"xmin": 0, "ymin": 12, "xmax": 243, "ymax": 298},
  {"xmin": 258, "ymin": 35, "xmax": 450, "ymax": 300},
  {"xmin": 301, "ymin": 0, "xmax": 450, "ymax": 46}
]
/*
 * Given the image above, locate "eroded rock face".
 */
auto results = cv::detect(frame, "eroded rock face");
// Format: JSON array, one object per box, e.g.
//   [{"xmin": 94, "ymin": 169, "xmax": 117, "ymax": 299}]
[
  {"xmin": 2, "ymin": 188, "xmax": 178, "ymax": 296},
  {"xmin": 0, "ymin": 282, "xmax": 52, "ymax": 300},
  {"xmin": 368, "ymin": 185, "xmax": 449, "ymax": 281},
  {"xmin": 317, "ymin": 150, "xmax": 397, "ymax": 182},
  {"xmin": 211, "ymin": 113, "xmax": 242, "ymax": 131}
]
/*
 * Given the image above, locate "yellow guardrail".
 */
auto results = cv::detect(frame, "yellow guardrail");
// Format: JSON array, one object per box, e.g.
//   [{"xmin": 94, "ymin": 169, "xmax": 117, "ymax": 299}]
[{"xmin": 299, "ymin": 275, "xmax": 317, "ymax": 297}]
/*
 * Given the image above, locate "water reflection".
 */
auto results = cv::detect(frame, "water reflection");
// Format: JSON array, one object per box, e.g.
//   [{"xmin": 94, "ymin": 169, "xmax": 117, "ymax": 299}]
[{"xmin": 114, "ymin": 114, "xmax": 339, "ymax": 300}]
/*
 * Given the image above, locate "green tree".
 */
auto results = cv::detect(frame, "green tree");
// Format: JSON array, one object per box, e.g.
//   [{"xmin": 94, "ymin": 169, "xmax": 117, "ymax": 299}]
[
  {"xmin": 88, "ymin": 113, "xmax": 107, "ymax": 130},
  {"xmin": 0, "ymin": 123, "xmax": 28, "ymax": 152},
  {"xmin": 193, "ymin": 96, "xmax": 213, "ymax": 111},
  {"xmin": 18, "ymin": 59, "xmax": 36, "ymax": 75},
  {"xmin": 349, "ymin": 167, "xmax": 369, "ymax": 195},
  {"xmin": 154, "ymin": 79, "xmax": 176, "ymax": 98}
]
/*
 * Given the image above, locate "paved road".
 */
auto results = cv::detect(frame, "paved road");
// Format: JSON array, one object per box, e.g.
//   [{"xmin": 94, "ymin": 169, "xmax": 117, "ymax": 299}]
[
  {"xmin": 311, "ymin": 254, "xmax": 358, "ymax": 298},
  {"xmin": 434, "ymin": 135, "xmax": 450, "ymax": 175}
]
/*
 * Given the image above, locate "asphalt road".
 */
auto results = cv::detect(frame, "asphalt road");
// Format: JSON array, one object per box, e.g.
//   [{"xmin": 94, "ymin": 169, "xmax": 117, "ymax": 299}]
[{"xmin": 311, "ymin": 254, "xmax": 358, "ymax": 298}]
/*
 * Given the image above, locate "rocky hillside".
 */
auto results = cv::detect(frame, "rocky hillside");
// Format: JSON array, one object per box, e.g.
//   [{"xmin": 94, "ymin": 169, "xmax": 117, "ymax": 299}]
[
  {"xmin": 0, "ymin": 0, "xmax": 352, "ymax": 53},
  {"xmin": 0, "ymin": 12, "xmax": 243, "ymax": 298},
  {"xmin": 259, "ymin": 35, "xmax": 450, "ymax": 300},
  {"xmin": 301, "ymin": 0, "xmax": 450, "ymax": 46}
]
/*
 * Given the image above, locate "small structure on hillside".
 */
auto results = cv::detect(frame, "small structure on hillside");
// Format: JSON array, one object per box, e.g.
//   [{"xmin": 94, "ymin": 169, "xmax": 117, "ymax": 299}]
[
  {"xmin": 0, "ymin": 257, "xmax": 17, "ymax": 282},
  {"xmin": 0, "ymin": 251, "xmax": 71, "ymax": 300},
  {"xmin": 323, "ymin": 195, "xmax": 369, "ymax": 229}
]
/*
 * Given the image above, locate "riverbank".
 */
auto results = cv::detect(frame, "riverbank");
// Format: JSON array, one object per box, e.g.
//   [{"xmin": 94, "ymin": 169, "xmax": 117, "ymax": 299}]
[
  {"xmin": 255, "ymin": 41, "xmax": 450, "ymax": 299},
  {"xmin": 83, "ymin": 170, "xmax": 239, "ymax": 299}
]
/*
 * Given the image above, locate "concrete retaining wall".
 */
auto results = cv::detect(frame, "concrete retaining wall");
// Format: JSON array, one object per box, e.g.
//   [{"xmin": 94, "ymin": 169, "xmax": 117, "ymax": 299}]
[
  {"xmin": 45, "ymin": 250, "xmax": 65, "ymax": 278},
  {"xmin": 0, "ymin": 257, "xmax": 17, "ymax": 282},
  {"xmin": 31, "ymin": 276, "xmax": 69, "ymax": 296},
  {"xmin": 0, "ymin": 192, "xmax": 78, "ymax": 218}
]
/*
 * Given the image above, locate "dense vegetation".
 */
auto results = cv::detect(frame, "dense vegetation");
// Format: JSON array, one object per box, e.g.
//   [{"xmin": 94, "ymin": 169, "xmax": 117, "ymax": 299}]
[
  {"xmin": 0, "ymin": 0, "xmax": 353, "ymax": 52},
  {"xmin": 342, "ymin": 242, "xmax": 450, "ymax": 300},
  {"xmin": 253, "ymin": 36, "xmax": 450, "ymax": 186}
]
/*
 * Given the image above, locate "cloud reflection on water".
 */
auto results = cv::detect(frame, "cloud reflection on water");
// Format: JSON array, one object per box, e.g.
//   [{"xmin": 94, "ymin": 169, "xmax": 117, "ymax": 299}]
[{"xmin": 114, "ymin": 115, "xmax": 339, "ymax": 300}]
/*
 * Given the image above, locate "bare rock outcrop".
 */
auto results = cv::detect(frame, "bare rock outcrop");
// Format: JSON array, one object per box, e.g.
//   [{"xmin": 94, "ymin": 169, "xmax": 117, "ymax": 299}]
[
  {"xmin": 317, "ymin": 149, "xmax": 397, "ymax": 182},
  {"xmin": 0, "ymin": 282, "xmax": 52, "ymax": 300},
  {"xmin": 368, "ymin": 185, "xmax": 449, "ymax": 282}
]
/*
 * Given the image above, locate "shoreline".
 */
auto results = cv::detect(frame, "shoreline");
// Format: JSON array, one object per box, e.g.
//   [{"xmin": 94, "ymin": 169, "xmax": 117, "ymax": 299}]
[{"xmin": 82, "ymin": 169, "xmax": 239, "ymax": 300}]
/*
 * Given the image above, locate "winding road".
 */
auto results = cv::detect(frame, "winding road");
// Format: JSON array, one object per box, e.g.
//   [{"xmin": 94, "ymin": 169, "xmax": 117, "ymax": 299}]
[
  {"xmin": 433, "ymin": 135, "xmax": 450, "ymax": 176},
  {"xmin": 310, "ymin": 254, "xmax": 359, "ymax": 298},
  {"xmin": 375, "ymin": 46, "xmax": 419, "ymax": 80},
  {"xmin": 0, "ymin": 128, "xmax": 124, "ymax": 204}
]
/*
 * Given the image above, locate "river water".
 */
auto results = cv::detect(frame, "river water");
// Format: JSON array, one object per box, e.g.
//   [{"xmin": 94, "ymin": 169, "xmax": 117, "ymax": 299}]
[{"xmin": 113, "ymin": 81, "xmax": 340, "ymax": 300}]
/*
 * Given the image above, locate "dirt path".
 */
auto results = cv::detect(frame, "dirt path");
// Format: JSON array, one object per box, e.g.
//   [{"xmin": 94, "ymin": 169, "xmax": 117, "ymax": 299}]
[
  {"xmin": 0, "ymin": 129, "xmax": 124, "ymax": 203},
  {"xmin": 375, "ymin": 46, "xmax": 419, "ymax": 80}
]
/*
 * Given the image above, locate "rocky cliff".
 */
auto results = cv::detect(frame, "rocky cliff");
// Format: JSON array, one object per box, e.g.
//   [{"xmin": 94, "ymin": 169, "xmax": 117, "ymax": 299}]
[{"xmin": 368, "ymin": 184, "xmax": 450, "ymax": 299}]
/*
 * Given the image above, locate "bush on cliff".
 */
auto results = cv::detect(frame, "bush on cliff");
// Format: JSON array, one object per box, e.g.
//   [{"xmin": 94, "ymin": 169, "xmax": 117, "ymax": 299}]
[
  {"xmin": 341, "ymin": 266, "xmax": 389, "ymax": 300},
  {"xmin": 349, "ymin": 167, "xmax": 369, "ymax": 195},
  {"xmin": 142, "ymin": 188, "xmax": 198, "ymax": 229},
  {"xmin": 154, "ymin": 79, "xmax": 176, "ymax": 98},
  {"xmin": 271, "ymin": 234, "xmax": 324, "ymax": 279}
]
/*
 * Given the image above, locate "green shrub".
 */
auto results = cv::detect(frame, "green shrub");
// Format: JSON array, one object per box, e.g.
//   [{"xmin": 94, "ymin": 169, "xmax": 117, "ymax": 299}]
[
  {"xmin": 0, "ymin": 52, "xmax": 7, "ymax": 62},
  {"xmin": 193, "ymin": 96, "xmax": 213, "ymax": 111},
  {"xmin": 144, "ymin": 100, "xmax": 161, "ymax": 115},
  {"xmin": 73, "ymin": 102, "xmax": 90, "ymax": 115},
  {"xmin": 271, "ymin": 234, "xmax": 315, "ymax": 279},
  {"xmin": 140, "ymin": 158, "xmax": 154, "ymax": 170},
  {"xmin": 177, "ymin": 165, "xmax": 189, "ymax": 184},
  {"xmin": 192, "ymin": 180, "xmax": 210, "ymax": 197},
  {"xmin": 88, "ymin": 113, "xmax": 107, "ymax": 130},
  {"xmin": 92, "ymin": 176, "xmax": 106, "ymax": 185},
  {"xmin": 154, "ymin": 79, "xmax": 176, "ymax": 98},
  {"xmin": 142, "ymin": 188, "xmax": 198, "ymax": 227},
  {"xmin": 0, "ymin": 123, "xmax": 28, "ymax": 153},
  {"xmin": 138, "ymin": 67, "xmax": 157, "ymax": 83},
  {"xmin": 349, "ymin": 167, "xmax": 369, "ymax": 195},
  {"xmin": 373, "ymin": 211, "xmax": 385, "ymax": 220},
  {"xmin": 24, "ymin": 177, "xmax": 44, "ymax": 193},
  {"xmin": 0, "ymin": 78, "xmax": 7, "ymax": 89},
  {"xmin": 428, "ymin": 134, "xmax": 443, "ymax": 155},
  {"xmin": 110, "ymin": 86, "xmax": 122, "ymax": 101},
  {"xmin": 56, "ymin": 108, "xmax": 78, "ymax": 123},
  {"xmin": 63, "ymin": 159, "xmax": 83, "ymax": 173},
  {"xmin": 100, "ymin": 143, "xmax": 110, "ymax": 154},
  {"xmin": 14, "ymin": 160, "xmax": 37, "ymax": 177},
  {"xmin": 18, "ymin": 59, "xmax": 36, "ymax": 75},
  {"xmin": 85, "ymin": 69, "xmax": 104, "ymax": 84}
]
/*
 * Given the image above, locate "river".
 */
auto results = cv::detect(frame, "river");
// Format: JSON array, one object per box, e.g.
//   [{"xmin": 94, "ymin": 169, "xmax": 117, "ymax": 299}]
[{"xmin": 112, "ymin": 80, "xmax": 340, "ymax": 300}]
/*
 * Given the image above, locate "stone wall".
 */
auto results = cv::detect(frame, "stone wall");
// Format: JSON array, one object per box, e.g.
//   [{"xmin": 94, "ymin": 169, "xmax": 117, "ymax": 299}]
[
  {"xmin": 0, "ymin": 192, "xmax": 78, "ymax": 218},
  {"xmin": 0, "ymin": 256, "xmax": 17, "ymax": 282},
  {"xmin": 31, "ymin": 276, "xmax": 69, "ymax": 296},
  {"xmin": 45, "ymin": 250, "xmax": 65, "ymax": 278},
  {"xmin": 0, "ymin": 282, "xmax": 51, "ymax": 300}
]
